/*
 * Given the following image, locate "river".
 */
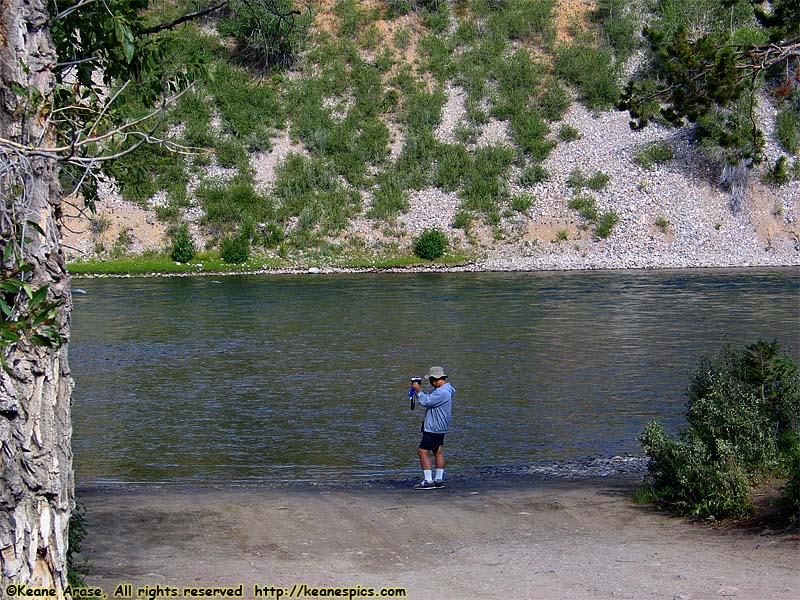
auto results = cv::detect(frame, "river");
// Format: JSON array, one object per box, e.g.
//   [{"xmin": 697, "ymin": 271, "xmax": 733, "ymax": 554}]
[{"xmin": 70, "ymin": 268, "xmax": 799, "ymax": 485}]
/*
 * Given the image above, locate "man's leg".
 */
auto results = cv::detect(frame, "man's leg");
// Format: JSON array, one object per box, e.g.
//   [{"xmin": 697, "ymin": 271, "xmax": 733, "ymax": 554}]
[
  {"xmin": 434, "ymin": 446, "xmax": 445, "ymax": 484},
  {"xmin": 418, "ymin": 448, "xmax": 432, "ymax": 482}
]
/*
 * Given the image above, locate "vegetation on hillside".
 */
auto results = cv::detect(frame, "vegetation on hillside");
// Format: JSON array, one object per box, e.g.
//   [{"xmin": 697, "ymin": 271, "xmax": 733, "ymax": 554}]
[{"xmin": 65, "ymin": 0, "xmax": 799, "ymax": 268}]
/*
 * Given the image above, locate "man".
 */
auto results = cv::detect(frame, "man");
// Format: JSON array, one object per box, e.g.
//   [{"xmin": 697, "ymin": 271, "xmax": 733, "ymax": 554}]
[{"xmin": 411, "ymin": 366, "xmax": 455, "ymax": 490}]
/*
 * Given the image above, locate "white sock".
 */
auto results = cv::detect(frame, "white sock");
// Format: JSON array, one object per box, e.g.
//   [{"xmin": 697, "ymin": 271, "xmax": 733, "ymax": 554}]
[
  {"xmin": 435, "ymin": 468, "xmax": 444, "ymax": 481},
  {"xmin": 423, "ymin": 469, "xmax": 432, "ymax": 482}
]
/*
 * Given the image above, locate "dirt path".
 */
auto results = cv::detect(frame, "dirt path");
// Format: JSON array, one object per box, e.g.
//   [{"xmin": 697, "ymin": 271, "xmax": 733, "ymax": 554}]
[{"xmin": 76, "ymin": 475, "xmax": 799, "ymax": 600}]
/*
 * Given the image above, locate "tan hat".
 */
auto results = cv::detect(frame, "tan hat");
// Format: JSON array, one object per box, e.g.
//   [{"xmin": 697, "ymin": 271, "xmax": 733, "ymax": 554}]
[{"xmin": 426, "ymin": 366, "xmax": 447, "ymax": 379}]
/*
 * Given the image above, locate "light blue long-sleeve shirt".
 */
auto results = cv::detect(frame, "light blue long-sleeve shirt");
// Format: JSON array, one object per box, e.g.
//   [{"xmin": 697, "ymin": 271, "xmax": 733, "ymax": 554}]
[{"xmin": 416, "ymin": 382, "xmax": 454, "ymax": 433}]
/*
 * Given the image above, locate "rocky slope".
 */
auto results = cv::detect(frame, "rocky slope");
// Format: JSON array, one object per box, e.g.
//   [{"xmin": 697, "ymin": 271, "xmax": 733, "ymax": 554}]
[{"xmin": 61, "ymin": 1, "xmax": 800, "ymax": 271}]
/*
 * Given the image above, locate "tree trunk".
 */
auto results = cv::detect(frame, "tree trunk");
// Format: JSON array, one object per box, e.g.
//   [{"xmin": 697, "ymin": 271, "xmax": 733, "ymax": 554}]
[{"xmin": 0, "ymin": 0, "xmax": 74, "ymax": 594}]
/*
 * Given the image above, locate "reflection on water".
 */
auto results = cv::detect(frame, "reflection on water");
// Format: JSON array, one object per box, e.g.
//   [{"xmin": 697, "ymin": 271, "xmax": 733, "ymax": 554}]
[{"xmin": 70, "ymin": 268, "xmax": 800, "ymax": 485}]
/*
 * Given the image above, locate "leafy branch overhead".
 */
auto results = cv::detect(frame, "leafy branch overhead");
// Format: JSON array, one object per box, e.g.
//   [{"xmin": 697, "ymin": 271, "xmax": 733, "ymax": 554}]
[{"xmin": 620, "ymin": 0, "xmax": 800, "ymax": 165}]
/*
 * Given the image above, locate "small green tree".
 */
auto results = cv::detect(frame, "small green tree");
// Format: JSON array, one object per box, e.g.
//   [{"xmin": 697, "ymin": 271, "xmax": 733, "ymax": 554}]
[
  {"xmin": 413, "ymin": 228, "xmax": 449, "ymax": 260},
  {"xmin": 219, "ymin": 0, "xmax": 312, "ymax": 69},
  {"xmin": 170, "ymin": 225, "xmax": 196, "ymax": 263},
  {"xmin": 220, "ymin": 233, "xmax": 251, "ymax": 264}
]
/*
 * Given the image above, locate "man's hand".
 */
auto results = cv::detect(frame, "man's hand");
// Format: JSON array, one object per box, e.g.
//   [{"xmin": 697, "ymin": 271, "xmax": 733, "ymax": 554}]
[{"xmin": 411, "ymin": 381, "xmax": 421, "ymax": 393}]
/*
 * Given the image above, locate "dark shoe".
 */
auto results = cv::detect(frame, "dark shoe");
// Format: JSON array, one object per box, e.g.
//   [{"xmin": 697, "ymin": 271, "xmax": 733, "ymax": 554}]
[
  {"xmin": 413, "ymin": 480, "xmax": 436, "ymax": 490},
  {"xmin": 434, "ymin": 480, "xmax": 445, "ymax": 488}
]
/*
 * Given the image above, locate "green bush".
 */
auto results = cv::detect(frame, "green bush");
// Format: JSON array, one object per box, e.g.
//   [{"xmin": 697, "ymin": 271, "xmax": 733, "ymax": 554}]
[
  {"xmin": 369, "ymin": 170, "xmax": 409, "ymax": 220},
  {"xmin": 587, "ymin": 170, "xmax": 611, "ymax": 190},
  {"xmin": 434, "ymin": 143, "xmax": 472, "ymax": 192},
  {"xmin": 170, "ymin": 225, "xmax": 195, "ymax": 263},
  {"xmin": 633, "ymin": 141, "xmax": 674, "ymax": 170},
  {"xmin": 413, "ymin": 228, "xmax": 449, "ymax": 260},
  {"xmin": 555, "ymin": 37, "xmax": 620, "ymax": 110},
  {"xmin": 220, "ymin": 234, "xmax": 250, "ymax": 264},
  {"xmin": 782, "ymin": 453, "xmax": 800, "ymax": 524},
  {"xmin": 593, "ymin": 0, "xmax": 639, "ymax": 60},
  {"xmin": 511, "ymin": 193, "xmax": 535, "ymax": 212},
  {"xmin": 537, "ymin": 81, "xmax": 571, "ymax": 121},
  {"xmin": 765, "ymin": 156, "xmax": 792, "ymax": 186},
  {"xmin": 488, "ymin": 0, "xmax": 556, "ymax": 44},
  {"xmin": 568, "ymin": 194, "xmax": 598, "ymax": 223},
  {"xmin": 459, "ymin": 145, "xmax": 516, "ymax": 215},
  {"xmin": 273, "ymin": 154, "xmax": 361, "ymax": 235},
  {"xmin": 639, "ymin": 421, "xmax": 754, "ymax": 519},
  {"xmin": 594, "ymin": 210, "xmax": 619, "ymax": 238},
  {"xmin": 198, "ymin": 180, "xmax": 273, "ymax": 227},
  {"xmin": 776, "ymin": 106, "xmax": 799, "ymax": 155},
  {"xmin": 509, "ymin": 108, "xmax": 555, "ymax": 161},
  {"xmin": 638, "ymin": 340, "xmax": 800, "ymax": 520},
  {"xmin": 218, "ymin": 0, "xmax": 310, "ymax": 68},
  {"xmin": 519, "ymin": 163, "xmax": 550, "ymax": 185},
  {"xmin": 558, "ymin": 124, "xmax": 581, "ymax": 142},
  {"xmin": 452, "ymin": 209, "xmax": 473, "ymax": 231}
]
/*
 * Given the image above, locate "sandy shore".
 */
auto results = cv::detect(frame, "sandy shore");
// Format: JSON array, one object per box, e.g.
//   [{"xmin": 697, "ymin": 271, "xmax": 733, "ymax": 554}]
[{"xmin": 76, "ymin": 474, "xmax": 799, "ymax": 600}]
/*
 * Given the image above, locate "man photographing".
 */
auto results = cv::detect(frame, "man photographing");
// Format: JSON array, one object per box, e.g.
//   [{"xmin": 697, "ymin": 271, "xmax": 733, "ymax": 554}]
[{"xmin": 410, "ymin": 366, "xmax": 455, "ymax": 490}]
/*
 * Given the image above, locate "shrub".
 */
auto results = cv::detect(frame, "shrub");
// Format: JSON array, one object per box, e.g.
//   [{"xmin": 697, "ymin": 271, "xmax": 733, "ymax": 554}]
[
  {"xmin": 511, "ymin": 193, "xmax": 535, "ymax": 212},
  {"xmin": 488, "ymin": 0, "xmax": 557, "ymax": 44},
  {"xmin": 220, "ymin": 234, "xmax": 250, "ymax": 264},
  {"xmin": 568, "ymin": 194, "xmax": 598, "ymax": 222},
  {"xmin": 537, "ymin": 81, "xmax": 571, "ymax": 121},
  {"xmin": 198, "ymin": 180, "xmax": 273, "ymax": 227},
  {"xmin": 782, "ymin": 453, "xmax": 800, "ymax": 524},
  {"xmin": 568, "ymin": 168, "xmax": 609, "ymax": 191},
  {"xmin": 634, "ymin": 141, "xmax": 674, "ymax": 170},
  {"xmin": 452, "ymin": 209, "xmax": 473, "ymax": 231},
  {"xmin": 555, "ymin": 37, "xmax": 620, "ymax": 110},
  {"xmin": 170, "ymin": 225, "xmax": 195, "ymax": 263},
  {"xmin": 776, "ymin": 105, "xmax": 799, "ymax": 155},
  {"xmin": 422, "ymin": 2, "xmax": 450, "ymax": 34},
  {"xmin": 434, "ymin": 143, "xmax": 472, "ymax": 192},
  {"xmin": 594, "ymin": 210, "xmax": 619, "ymax": 238},
  {"xmin": 765, "ymin": 156, "xmax": 792, "ymax": 186},
  {"xmin": 587, "ymin": 170, "xmax": 611, "ymax": 190},
  {"xmin": 638, "ymin": 340, "xmax": 800, "ymax": 520},
  {"xmin": 459, "ymin": 145, "xmax": 516, "ymax": 215},
  {"xmin": 369, "ymin": 170, "xmax": 409, "ymax": 220},
  {"xmin": 509, "ymin": 108, "xmax": 556, "ymax": 161},
  {"xmin": 558, "ymin": 124, "xmax": 581, "ymax": 142},
  {"xmin": 593, "ymin": 0, "xmax": 639, "ymax": 60},
  {"xmin": 639, "ymin": 420, "xmax": 754, "ymax": 519},
  {"xmin": 218, "ymin": 0, "xmax": 310, "ymax": 68},
  {"xmin": 413, "ymin": 228, "xmax": 449, "ymax": 260},
  {"xmin": 519, "ymin": 164, "xmax": 550, "ymax": 185}
]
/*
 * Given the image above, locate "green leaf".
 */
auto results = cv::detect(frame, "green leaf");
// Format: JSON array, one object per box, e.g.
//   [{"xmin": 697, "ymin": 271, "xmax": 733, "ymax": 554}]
[
  {"xmin": 0, "ymin": 298, "xmax": 11, "ymax": 317},
  {"xmin": 2, "ymin": 330, "xmax": 20, "ymax": 343},
  {"xmin": 123, "ymin": 38, "xmax": 135, "ymax": 63},
  {"xmin": 30, "ymin": 285, "xmax": 48, "ymax": 306},
  {"xmin": 26, "ymin": 220, "xmax": 46, "ymax": 237},
  {"xmin": 21, "ymin": 283, "xmax": 33, "ymax": 299}
]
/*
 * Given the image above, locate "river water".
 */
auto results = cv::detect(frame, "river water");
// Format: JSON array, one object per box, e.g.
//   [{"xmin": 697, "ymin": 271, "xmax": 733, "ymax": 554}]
[{"xmin": 70, "ymin": 268, "xmax": 799, "ymax": 486}]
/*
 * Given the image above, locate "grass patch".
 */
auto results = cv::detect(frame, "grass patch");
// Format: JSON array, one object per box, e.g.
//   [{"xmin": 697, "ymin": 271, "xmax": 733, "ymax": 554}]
[
  {"xmin": 555, "ymin": 35, "xmax": 620, "ymax": 110},
  {"xmin": 369, "ymin": 170, "xmax": 410, "ymax": 220},
  {"xmin": 459, "ymin": 145, "xmax": 516, "ymax": 216},
  {"xmin": 634, "ymin": 140, "xmax": 674, "ymax": 170},
  {"xmin": 519, "ymin": 163, "xmax": 550, "ymax": 185},
  {"xmin": 273, "ymin": 153, "xmax": 361, "ymax": 237}
]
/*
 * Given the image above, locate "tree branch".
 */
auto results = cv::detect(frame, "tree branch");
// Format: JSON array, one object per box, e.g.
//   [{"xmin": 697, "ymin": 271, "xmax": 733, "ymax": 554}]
[{"xmin": 140, "ymin": 1, "xmax": 229, "ymax": 35}]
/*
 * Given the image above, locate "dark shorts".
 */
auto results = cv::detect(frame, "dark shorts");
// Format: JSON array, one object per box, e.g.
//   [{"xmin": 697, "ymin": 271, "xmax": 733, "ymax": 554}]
[{"xmin": 419, "ymin": 431, "xmax": 445, "ymax": 451}]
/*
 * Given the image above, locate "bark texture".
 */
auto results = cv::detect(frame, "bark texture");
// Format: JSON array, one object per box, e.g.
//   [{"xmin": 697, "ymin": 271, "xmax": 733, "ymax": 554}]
[{"xmin": 0, "ymin": 0, "xmax": 74, "ymax": 594}]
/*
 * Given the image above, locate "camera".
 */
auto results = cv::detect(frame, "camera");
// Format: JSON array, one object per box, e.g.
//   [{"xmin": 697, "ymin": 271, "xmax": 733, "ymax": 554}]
[{"xmin": 410, "ymin": 377, "xmax": 422, "ymax": 385}]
